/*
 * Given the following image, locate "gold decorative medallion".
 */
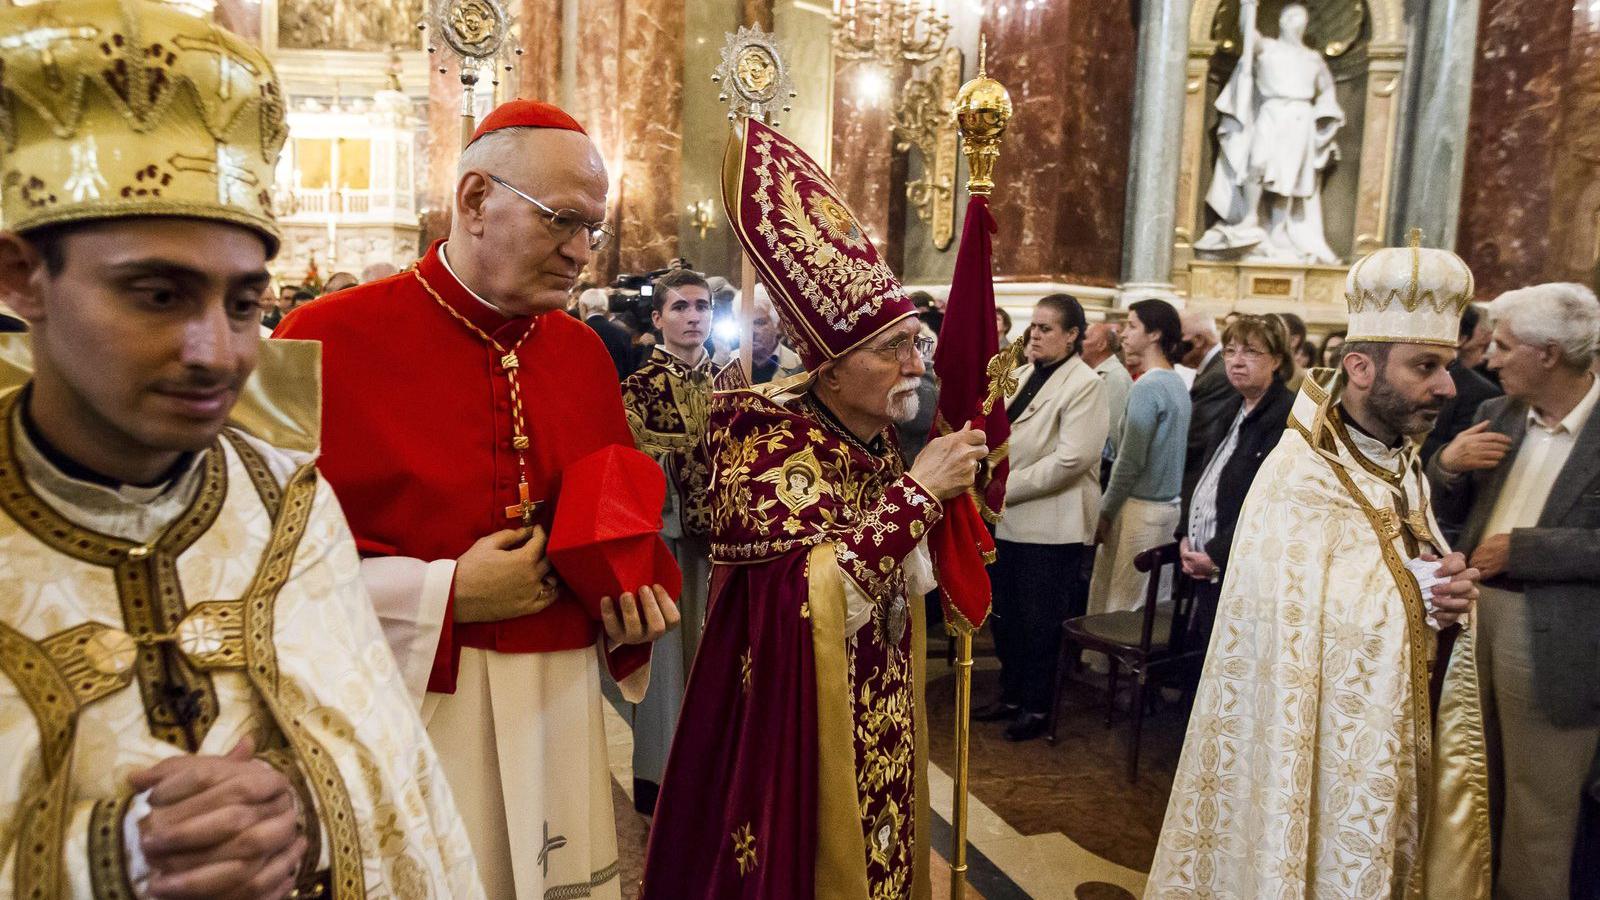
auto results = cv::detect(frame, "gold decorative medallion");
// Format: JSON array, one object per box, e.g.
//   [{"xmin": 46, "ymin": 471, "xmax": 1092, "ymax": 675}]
[
  {"xmin": 435, "ymin": 0, "xmax": 508, "ymax": 60},
  {"xmin": 712, "ymin": 26, "xmax": 796, "ymax": 123},
  {"xmin": 757, "ymin": 445, "xmax": 827, "ymax": 512},
  {"xmin": 83, "ymin": 628, "xmax": 136, "ymax": 676}
]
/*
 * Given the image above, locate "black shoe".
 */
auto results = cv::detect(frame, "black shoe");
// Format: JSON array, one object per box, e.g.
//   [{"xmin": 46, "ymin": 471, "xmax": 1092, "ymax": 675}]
[
  {"xmin": 972, "ymin": 701, "xmax": 1021, "ymax": 723},
  {"xmin": 1003, "ymin": 713, "xmax": 1049, "ymax": 743}
]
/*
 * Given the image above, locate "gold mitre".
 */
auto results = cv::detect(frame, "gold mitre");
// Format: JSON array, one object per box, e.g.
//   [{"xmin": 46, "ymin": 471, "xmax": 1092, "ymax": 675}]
[
  {"xmin": 0, "ymin": 0, "xmax": 287, "ymax": 252},
  {"xmin": 1343, "ymin": 229, "xmax": 1475, "ymax": 347}
]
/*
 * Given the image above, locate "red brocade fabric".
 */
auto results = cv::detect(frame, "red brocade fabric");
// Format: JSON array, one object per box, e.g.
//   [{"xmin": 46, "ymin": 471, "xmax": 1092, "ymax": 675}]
[
  {"xmin": 275, "ymin": 240, "xmax": 648, "ymax": 693},
  {"xmin": 927, "ymin": 195, "xmax": 1011, "ymax": 630},
  {"xmin": 641, "ymin": 384, "xmax": 941, "ymax": 898},
  {"xmin": 721, "ymin": 118, "xmax": 917, "ymax": 370}
]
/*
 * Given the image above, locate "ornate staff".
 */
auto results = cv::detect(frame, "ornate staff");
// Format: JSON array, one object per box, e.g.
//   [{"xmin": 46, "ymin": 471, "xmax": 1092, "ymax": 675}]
[
  {"xmin": 422, "ymin": 0, "xmax": 520, "ymax": 148},
  {"xmin": 711, "ymin": 27, "xmax": 796, "ymax": 378},
  {"xmin": 932, "ymin": 38, "xmax": 1014, "ymax": 899}
]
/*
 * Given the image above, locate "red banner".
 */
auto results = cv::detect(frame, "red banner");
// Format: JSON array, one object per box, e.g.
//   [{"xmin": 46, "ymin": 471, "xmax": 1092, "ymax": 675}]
[{"xmin": 927, "ymin": 196, "xmax": 1019, "ymax": 631}]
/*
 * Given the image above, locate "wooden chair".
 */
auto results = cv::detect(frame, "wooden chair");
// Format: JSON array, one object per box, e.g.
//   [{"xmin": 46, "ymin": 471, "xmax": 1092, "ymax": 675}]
[{"xmin": 1044, "ymin": 542, "xmax": 1210, "ymax": 781}]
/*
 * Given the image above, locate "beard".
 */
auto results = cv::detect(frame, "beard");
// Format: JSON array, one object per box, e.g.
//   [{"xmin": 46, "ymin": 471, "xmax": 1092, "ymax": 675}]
[
  {"xmin": 1367, "ymin": 373, "xmax": 1445, "ymax": 438},
  {"xmin": 885, "ymin": 377, "xmax": 923, "ymax": 424}
]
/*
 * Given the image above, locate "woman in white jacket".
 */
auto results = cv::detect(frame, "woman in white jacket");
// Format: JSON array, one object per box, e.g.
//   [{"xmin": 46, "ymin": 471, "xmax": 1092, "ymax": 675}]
[{"xmin": 977, "ymin": 294, "xmax": 1110, "ymax": 742}]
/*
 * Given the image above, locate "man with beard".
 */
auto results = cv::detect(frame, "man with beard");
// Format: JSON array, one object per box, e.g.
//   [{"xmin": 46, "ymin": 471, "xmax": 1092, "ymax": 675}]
[
  {"xmin": 0, "ymin": 2, "xmax": 481, "ymax": 895},
  {"xmin": 1147, "ymin": 234, "xmax": 1492, "ymax": 899},
  {"xmin": 620, "ymin": 267, "xmax": 715, "ymax": 812},
  {"xmin": 640, "ymin": 119, "xmax": 986, "ymax": 899}
]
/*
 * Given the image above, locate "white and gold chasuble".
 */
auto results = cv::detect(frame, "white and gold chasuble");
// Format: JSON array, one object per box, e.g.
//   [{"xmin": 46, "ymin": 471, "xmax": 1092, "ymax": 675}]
[
  {"xmin": 1146, "ymin": 373, "xmax": 1491, "ymax": 900},
  {"xmin": 0, "ymin": 394, "xmax": 482, "ymax": 899}
]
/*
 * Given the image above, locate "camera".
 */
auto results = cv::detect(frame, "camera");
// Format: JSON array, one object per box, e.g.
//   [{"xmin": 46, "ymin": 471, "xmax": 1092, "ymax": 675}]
[{"xmin": 608, "ymin": 262, "xmax": 690, "ymax": 334}]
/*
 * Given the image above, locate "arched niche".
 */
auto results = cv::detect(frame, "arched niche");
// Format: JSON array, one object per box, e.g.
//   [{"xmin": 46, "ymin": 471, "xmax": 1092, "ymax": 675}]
[{"xmin": 1173, "ymin": 0, "xmax": 1407, "ymax": 299}]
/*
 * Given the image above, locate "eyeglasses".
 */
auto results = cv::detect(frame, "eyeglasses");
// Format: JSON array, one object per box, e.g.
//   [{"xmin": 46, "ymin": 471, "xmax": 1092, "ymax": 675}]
[
  {"xmin": 1222, "ymin": 345, "xmax": 1270, "ymax": 361},
  {"xmin": 865, "ymin": 334, "xmax": 936, "ymax": 363},
  {"xmin": 488, "ymin": 174, "xmax": 615, "ymax": 251}
]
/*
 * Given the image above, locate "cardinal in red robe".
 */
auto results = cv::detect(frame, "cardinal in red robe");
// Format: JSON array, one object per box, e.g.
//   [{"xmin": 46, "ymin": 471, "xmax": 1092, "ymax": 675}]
[
  {"xmin": 276, "ymin": 99, "xmax": 680, "ymax": 900},
  {"xmin": 639, "ymin": 120, "xmax": 988, "ymax": 899}
]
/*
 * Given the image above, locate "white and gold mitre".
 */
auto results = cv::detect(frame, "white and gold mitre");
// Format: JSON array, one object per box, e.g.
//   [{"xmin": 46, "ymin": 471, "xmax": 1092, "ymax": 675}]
[
  {"xmin": 0, "ymin": 0, "xmax": 287, "ymax": 251},
  {"xmin": 1343, "ymin": 229, "xmax": 1475, "ymax": 347}
]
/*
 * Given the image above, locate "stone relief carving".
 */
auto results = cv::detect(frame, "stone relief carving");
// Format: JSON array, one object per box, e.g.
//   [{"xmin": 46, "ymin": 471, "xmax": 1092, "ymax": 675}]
[{"xmin": 278, "ymin": 0, "xmax": 424, "ymax": 51}]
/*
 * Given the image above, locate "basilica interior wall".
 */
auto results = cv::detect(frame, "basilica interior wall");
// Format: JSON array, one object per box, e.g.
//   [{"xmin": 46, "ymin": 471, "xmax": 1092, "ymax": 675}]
[
  {"xmin": 121, "ymin": 0, "xmax": 1600, "ymax": 305},
  {"xmin": 1458, "ymin": 0, "xmax": 1600, "ymax": 298},
  {"xmin": 981, "ymin": 0, "xmax": 1138, "ymax": 287}
]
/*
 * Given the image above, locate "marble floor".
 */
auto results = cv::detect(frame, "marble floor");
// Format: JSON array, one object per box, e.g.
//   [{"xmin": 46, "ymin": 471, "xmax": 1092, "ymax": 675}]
[{"xmin": 605, "ymin": 628, "xmax": 1192, "ymax": 899}]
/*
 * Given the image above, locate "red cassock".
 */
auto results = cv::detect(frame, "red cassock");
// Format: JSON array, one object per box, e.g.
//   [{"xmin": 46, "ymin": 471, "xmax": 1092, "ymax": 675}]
[{"xmin": 275, "ymin": 240, "xmax": 649, "ymax": 692}]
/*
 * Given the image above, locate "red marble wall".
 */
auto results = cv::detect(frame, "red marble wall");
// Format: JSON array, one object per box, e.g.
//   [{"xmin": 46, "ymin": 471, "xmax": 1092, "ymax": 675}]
[
  {"xmin": 982, "ymin": 0, "xmax": 1138, "ymax": 285},
  {"xmin": 214, "ymin": 0, "xmax": 262, "ymax": 42},
  {"xmin": 573, "ymin": 0, "xmax": 685, "ymax": 282},
  {"xmin": 830, "ymin": 58, "xmax": 908, "ymax": 274},
  {"xmin": 1458, "ymin": 0, "xmax": 1600, "ymax": 296},
  {"xmin": 518, "ymin": 0, "xmax": 563, "ymax": 103}
]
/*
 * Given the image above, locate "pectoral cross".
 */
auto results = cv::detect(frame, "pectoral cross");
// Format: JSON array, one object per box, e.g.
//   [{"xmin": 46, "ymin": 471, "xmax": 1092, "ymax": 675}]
[{"xmin": 504, "ymin": 481, "xmax": 542, "ymax": 526}]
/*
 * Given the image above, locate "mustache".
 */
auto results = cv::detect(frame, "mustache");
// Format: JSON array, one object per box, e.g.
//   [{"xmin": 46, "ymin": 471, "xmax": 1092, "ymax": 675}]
[
  {"xmin": 890, "ymin": 377, "xmax": 920, "ymax": 396},
  {"xmin": 150, "ymin": 370, "xmax": 245, "ymax": 394}
]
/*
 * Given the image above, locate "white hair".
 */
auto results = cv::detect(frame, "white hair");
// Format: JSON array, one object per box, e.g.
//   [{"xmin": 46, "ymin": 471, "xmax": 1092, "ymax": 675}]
[
  {"xmin": 1489, "ymin": 282, "xmax": 1600, "ymax": 368},
  {"xmin": 751, "ymin": 283, "xmax": 775, "ymax": 317},
  {"xmin": 577, "ymin": 287, "xmax": 610, "ymax": 318},
  {"xmin": 456, "ymin": 127, "xmax": 531, "ymax": 182},
  {"xmin": 1179, "ymin": 308, "xmax": 1219, "ymax": 338}
]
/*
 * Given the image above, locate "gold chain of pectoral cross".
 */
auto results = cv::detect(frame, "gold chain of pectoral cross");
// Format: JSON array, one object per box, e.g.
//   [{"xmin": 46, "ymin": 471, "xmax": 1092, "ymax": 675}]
[{"xmin": 412, "ymin": 269, "xmax": 543, "ymax": 526}]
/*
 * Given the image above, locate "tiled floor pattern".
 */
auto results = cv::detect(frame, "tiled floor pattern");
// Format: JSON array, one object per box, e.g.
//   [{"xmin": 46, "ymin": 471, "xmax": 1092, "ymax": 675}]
[{"xmin": 606, "ymin": 631, "xmax": 1191, "ymax": 899}]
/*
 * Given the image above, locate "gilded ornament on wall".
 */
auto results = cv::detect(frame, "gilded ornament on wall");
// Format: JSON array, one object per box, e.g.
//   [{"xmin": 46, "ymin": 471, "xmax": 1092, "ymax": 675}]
[
  {"xmin": 277, "ymin": 0, "xmax": 424, "ymax": 51},
  {"xmin": 892, "ymin": 45, "xmax": 963, "ymax": 250}
]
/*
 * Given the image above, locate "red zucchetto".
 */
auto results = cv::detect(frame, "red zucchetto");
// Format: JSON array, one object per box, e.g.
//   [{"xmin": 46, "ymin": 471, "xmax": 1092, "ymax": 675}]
[
  {"xmin": 469, "ymin": 99, "xmax": 588, "ymax": 145},
  {"xmin": 546, "ymin": 445, "xmax": 684, "ymax": 622}
]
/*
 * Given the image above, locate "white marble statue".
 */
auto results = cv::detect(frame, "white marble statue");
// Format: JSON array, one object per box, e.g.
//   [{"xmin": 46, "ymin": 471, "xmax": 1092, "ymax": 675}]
[{"xmin": 1195, "ymin": 1, "xmax": 1345, "ymax": 264}]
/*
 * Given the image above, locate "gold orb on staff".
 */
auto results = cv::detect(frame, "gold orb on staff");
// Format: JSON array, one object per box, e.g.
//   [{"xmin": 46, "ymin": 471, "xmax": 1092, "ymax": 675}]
[{"xmin": 953, "ymin": 37, "xmax": 1013, "ymax": 197}]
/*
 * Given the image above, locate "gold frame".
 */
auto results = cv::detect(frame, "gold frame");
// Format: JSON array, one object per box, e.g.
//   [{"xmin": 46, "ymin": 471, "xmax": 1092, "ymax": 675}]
[{"xmin": 892, "ymin": 46, "xmax": 963, "ymax": 251}]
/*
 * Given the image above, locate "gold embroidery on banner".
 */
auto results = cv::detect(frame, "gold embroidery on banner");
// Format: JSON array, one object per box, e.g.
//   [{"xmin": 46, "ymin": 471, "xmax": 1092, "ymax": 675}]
[{"xmin": 732, "ymin": 823, "xmax": 758, "ymax": 876}]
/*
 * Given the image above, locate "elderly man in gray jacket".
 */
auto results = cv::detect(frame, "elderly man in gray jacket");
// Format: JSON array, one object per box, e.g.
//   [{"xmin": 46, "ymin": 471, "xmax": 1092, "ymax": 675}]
[{"xmin": 1428, "ymin": 281, "xmax": 1600, "ymax": 900}]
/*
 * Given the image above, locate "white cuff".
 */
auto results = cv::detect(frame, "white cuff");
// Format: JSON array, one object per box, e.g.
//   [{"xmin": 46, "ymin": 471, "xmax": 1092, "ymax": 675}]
[{"xmin": 123, "ymin": 790, "xmax": 154, "ymax": 899}]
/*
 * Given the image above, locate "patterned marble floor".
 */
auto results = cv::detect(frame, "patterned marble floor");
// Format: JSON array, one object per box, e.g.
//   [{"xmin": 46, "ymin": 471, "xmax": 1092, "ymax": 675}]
[{"xmin": 605, "ymin": 628, "xmax": 1191, "ymax": 899}]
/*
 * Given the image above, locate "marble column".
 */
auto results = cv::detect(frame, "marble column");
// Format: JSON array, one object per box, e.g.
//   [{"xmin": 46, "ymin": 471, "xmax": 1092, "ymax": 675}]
[
  {"xmin": 1389, "ymin": 0, "xmax": 1480, "ymax": 249},
  {"xmin": 518, "ymin": 0, "xmax": 563, "ymax": 102},
  {"xmin": 830, "ymin": 57, "xmax": 905, "ymax": 273},
  {"xmin": 573, "ymin": 0, "xmax": 685, "ymax": 282},
  {"xmin": 1456, "ymin": 0, "xmax": 1584, "ymax": 297},
  {"xmin": 1116, "ymin": 0, "xmax": 1191, "ymax": 303},
  {"xmin": 981, "ymin": 0, "xmax": 1139, "ymax": 286},
  {"xmin": 422, "ymin": 54, "xmax": 466, "ymax": 247}
]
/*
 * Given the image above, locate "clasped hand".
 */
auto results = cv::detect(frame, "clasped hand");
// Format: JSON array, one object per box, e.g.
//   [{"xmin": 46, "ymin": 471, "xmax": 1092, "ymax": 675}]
[
  {"xmin": 455, "ymin": 525, "xmax": 681, "ymax": 644},
  {"xmin": 130, "ymin": 736, "xmax": 304, "ymax": 900},
  {"xmin": 1423, "ymin": 551, "xmax": 1480, "ymax": 628},
  {"xmin": 909, "ymin": 422, "xmax": 989, "ymax": 500}
]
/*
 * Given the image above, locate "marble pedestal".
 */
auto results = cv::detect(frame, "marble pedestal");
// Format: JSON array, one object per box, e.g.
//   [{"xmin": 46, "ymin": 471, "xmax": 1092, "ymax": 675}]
[{"xmin": 1186, "ymin": 259, "xmax": 1350, "ymax": 327}]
